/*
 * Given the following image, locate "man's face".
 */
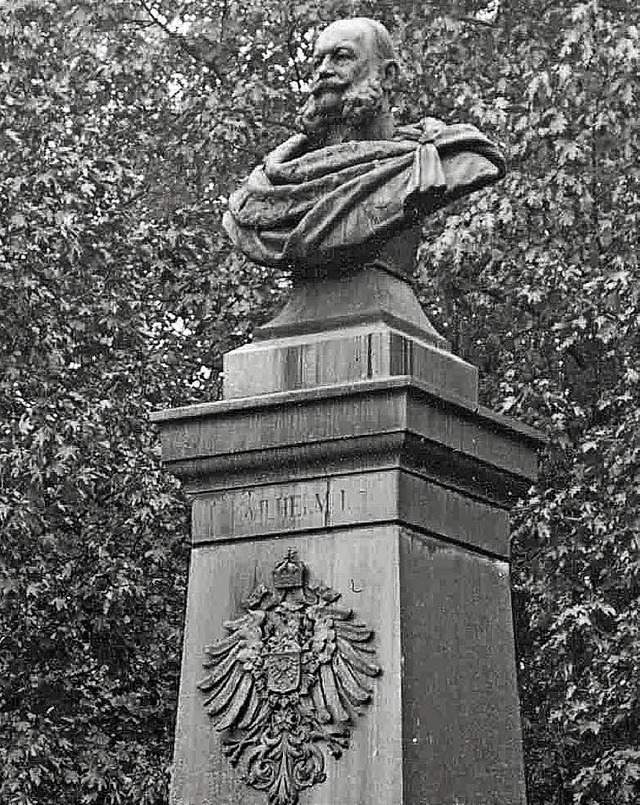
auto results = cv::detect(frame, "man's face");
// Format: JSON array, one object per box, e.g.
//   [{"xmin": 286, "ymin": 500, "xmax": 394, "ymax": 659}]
[
  {"xmin": 299, "ymin": 19, "xmax": 392, "ymax": 141},
  {"xmin": 310, "ymin": 20, "xmax": 379, "ymax": 109}
]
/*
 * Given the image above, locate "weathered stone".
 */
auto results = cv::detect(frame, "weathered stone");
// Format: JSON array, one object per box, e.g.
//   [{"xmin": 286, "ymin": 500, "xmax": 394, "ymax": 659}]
[
  {"xmin": 224, "ymin": 325, "xmax": 477, "ymax": 401},
  {"xmin": 399, "ymin": 529, "xmax": 528, "ymax": 804},
  {"xmin": 253, "ymin": 260, "xmax": 446, "ymax": 346},
  {"xmin": 152, "ymin": 370, "xmax": 542, "ymax": 804},
  {"xmin": 152, "ymin": 377, "xmax": 539, "ymax": 502},
  {"xmin": 151, "ymin": 16, "xmax": 541, "ymax": 805}
]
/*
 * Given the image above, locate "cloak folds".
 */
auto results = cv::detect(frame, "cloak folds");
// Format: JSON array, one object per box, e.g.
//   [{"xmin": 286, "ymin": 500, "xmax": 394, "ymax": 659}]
[{"xmin": 222, "ymin": 118, "xmax": 506, "ymax": 269}]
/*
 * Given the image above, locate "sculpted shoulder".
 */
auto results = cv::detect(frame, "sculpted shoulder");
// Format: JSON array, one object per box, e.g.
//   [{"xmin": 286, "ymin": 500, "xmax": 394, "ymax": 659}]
[{"xmin": 223, "ymin": 18, "xmax": 506, "ymax": 272}]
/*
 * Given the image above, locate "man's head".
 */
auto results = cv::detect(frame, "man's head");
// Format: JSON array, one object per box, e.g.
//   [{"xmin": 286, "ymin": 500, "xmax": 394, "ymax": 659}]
[{"xmin": 299, "ymin": 18, "xmax": 399, "ymax": 143}]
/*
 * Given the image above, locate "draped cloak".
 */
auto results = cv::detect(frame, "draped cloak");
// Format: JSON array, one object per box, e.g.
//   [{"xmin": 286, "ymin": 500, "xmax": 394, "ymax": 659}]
[{"xmin": 222, "ymin": 118, "xmax": 506, "ymax": 269}]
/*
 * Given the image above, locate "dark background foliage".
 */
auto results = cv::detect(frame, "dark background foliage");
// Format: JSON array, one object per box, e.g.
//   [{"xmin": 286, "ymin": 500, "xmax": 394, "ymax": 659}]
[{"xmin": 0, "ymin": 1, "xmax": 637, "ymax": 803}]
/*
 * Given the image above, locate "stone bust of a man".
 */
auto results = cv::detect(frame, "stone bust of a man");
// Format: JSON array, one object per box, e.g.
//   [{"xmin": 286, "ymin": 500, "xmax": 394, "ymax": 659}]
[
  {"xmin": 299, "ymin": 17, "xmax": 399, "ymax": 147},
  {"xmin": 223, "ymin": 17, "xmax": 505, "ymax": 273}
]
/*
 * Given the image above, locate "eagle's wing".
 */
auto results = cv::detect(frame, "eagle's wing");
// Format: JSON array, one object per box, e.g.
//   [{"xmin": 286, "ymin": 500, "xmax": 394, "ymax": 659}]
[
  {"xmin": 199, "ymin": 609, "xmax": 266, "ymax": 733},
  {"xmin": 311, "ymin": 604, "xmax": 381, "ymax": 725}
]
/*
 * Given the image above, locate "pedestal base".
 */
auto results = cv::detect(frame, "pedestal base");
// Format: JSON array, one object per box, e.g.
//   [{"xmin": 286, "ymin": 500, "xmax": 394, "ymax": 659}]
[
  {"xmin": 224, "ymin": 324, "xmax": 477, "ymax": 402},
  {"xmin": 152, "ymin": 254, "xmax": 541, "ymax": 805},
  {"xmin": 152, "ymin": 375, "xmax": 541, "ymax": 805},
  {"xmin": 254, "ymin": 264, "xmax": 447, "ymax": 349},
  {"xmin": 170, "ymin": 525, "xmax": 526, "ymax": 805}
]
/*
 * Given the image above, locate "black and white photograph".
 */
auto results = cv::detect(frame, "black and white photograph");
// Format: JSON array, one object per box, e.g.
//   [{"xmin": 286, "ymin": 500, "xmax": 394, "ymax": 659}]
[{"xmin": 1, "ymin": 1, "xmax": 637, "ymax": 803}]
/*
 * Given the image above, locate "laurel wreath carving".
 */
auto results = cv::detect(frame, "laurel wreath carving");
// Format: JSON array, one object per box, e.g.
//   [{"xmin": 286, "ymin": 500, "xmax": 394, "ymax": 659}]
[{"xmin": 199, "ymin": 551, "xmax": 381, "ymax": 805}]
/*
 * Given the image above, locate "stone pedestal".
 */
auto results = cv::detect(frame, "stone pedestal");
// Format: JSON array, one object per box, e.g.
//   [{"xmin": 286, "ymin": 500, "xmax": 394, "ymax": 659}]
[{"xmin": 152, "ymin": 269, "xmax": 542, "ymax": 805}]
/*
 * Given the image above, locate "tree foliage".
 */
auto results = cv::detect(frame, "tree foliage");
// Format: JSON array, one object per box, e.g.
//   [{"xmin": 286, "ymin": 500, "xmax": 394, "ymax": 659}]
[{"xmin": 0, "ymin": 1, "xmax": 637, "ymax": 803}]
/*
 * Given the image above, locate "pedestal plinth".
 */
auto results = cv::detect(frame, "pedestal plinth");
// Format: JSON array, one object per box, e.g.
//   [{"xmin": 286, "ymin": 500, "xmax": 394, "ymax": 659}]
[{"xmin": 152, "ymin": 272, "xmax": 542, "ymax": 805}]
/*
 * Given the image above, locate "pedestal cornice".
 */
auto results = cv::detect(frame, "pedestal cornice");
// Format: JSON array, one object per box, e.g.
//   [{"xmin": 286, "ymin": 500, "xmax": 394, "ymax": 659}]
[{"xmin": 151, "ymin": 376, "xmax": 544, "ymax": 512}]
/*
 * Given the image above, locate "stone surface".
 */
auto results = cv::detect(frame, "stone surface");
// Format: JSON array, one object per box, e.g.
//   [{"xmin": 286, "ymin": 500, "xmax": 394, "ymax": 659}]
[
  {"xmin": 225, "ymin": 325, "xmax": 476, "ymax": 401},
  {"xmin": 253, "ymin": 262, "xmax": 447, "ymax": 346},
  {"xmin": 195, "ymin": 550, "xmax": 383, "ymax": 804},
  {"xmin": 151, "ymin": 377, "xmax": 539, "ymax": 505},
  {"xmin": 190, "ymin": 470, "xmax": 510, "ymax": 557},
  {"xmin": 166, "ymin": 525, "xmax": 529, "ymax": 805},
  {"xmin": 152, "ymin": 372, "xmax": 542, "ymax": 805},
  {"xmin": 170, "ymin": 529, "xmax": 404, "ymax": 805},
  {"xmin": 400, "ymin": 528, "xmax": 527, "ymax": 805}
]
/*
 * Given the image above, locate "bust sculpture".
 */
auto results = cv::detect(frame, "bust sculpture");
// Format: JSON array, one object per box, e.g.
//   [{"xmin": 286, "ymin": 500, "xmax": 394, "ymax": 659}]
[{"xmin": 223, "ymin": 17, "xmax": 506, "ymax": 277}]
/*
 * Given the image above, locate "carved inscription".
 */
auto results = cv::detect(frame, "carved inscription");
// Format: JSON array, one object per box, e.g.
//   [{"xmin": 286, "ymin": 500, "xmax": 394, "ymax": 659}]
[
  {"xmin": 191, "ymin": 472, "xmax": 395, "ymax": 543},
  {"xmin": 238, "ymin": 488, "xmax": 335, "ymax": 523}
]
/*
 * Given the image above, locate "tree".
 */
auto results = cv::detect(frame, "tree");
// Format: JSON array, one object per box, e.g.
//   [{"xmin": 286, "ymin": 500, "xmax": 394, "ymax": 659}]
[{"xmin": 0, "ymin": 1, "xmax": 637, "ymax": 803}]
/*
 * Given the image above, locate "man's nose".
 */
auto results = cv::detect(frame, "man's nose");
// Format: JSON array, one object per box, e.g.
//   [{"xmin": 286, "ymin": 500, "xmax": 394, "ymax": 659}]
[{"xmin": 316, "ymin": 55, "xmax": 335, "ymax": 78}]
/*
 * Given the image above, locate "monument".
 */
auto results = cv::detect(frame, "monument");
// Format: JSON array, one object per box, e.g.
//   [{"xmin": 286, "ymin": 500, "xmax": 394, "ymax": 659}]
[{"xmin": 152, "ymin": 17, "xmax": 543, "ymax": 805}]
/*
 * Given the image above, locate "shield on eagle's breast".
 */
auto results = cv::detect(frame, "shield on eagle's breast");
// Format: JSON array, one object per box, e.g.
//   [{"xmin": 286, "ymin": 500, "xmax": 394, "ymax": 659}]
[{"xmin": 265, "ymin": 650, "xmax": 301, "ymax": 694}]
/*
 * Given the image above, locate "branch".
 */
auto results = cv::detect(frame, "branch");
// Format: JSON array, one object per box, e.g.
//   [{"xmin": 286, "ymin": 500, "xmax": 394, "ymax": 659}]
[
  {"xmin": 136, "ymin": 0, "xmax": 224, "ymax": 82},
  {"xmin": 449, "ymin": 278, "xmax": 542, "ymax": 319},
  {"xmin": 219, "ymin": 0, "xmax": 230, "ymax": 43},
  {"xmin": 121, "ymin": 186, "xmax": 150, "ymax": 208},
  {"xmin": 287, "ymin": 26, "xmax": 304, "ymax": 94},
  {"xmin": 460, "ymin": 16, "xmax": 495, "ymax": 28},
  {"xmin": 120, "ymin": 16, "xmax": 156, "ymax": 30}
]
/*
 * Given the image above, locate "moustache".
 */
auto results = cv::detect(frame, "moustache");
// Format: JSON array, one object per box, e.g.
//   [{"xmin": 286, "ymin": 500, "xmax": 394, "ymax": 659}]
[{"xmin": 311, "ymin": 79, "xmax": 349, "ymax": 95}]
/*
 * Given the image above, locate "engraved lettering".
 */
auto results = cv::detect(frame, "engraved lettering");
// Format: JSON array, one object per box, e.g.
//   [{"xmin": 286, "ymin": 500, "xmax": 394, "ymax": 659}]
[
  {"xmin": 222, "ymin": 480, "xmax": 357, "ymax": 534},
  {"xmin": 290, "ymin": 495, "xmax": 302, "ymax": 517},
  {"xmin": 242, "ymin": 501, "xmax": 256, "ymax": 521},
  {"xmin": 274, "ymin": 496, "xmax": 284, "ymax": 518},
  {"xmin": 205, "ymin": 474, "xmax": 390, "ymax": 541},
  {"xmin": 314, "ymin": 492, "xmax": 327, "ymax": 513}
]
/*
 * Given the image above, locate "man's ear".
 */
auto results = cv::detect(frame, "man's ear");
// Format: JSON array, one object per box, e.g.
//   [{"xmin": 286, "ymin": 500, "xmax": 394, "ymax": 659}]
[{"xmin": 382, "ymin": 59, "xmax": 399, "ymax": 91}]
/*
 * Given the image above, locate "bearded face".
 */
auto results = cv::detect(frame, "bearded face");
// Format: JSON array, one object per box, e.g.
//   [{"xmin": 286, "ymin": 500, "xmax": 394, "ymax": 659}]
[
  {"xmin": 298, "ymin": 19, "xmax": 397, "ymax": 145},
  {"xmin": 298, "ymin": 72, "xmax": 386, "ymax": 141}
]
